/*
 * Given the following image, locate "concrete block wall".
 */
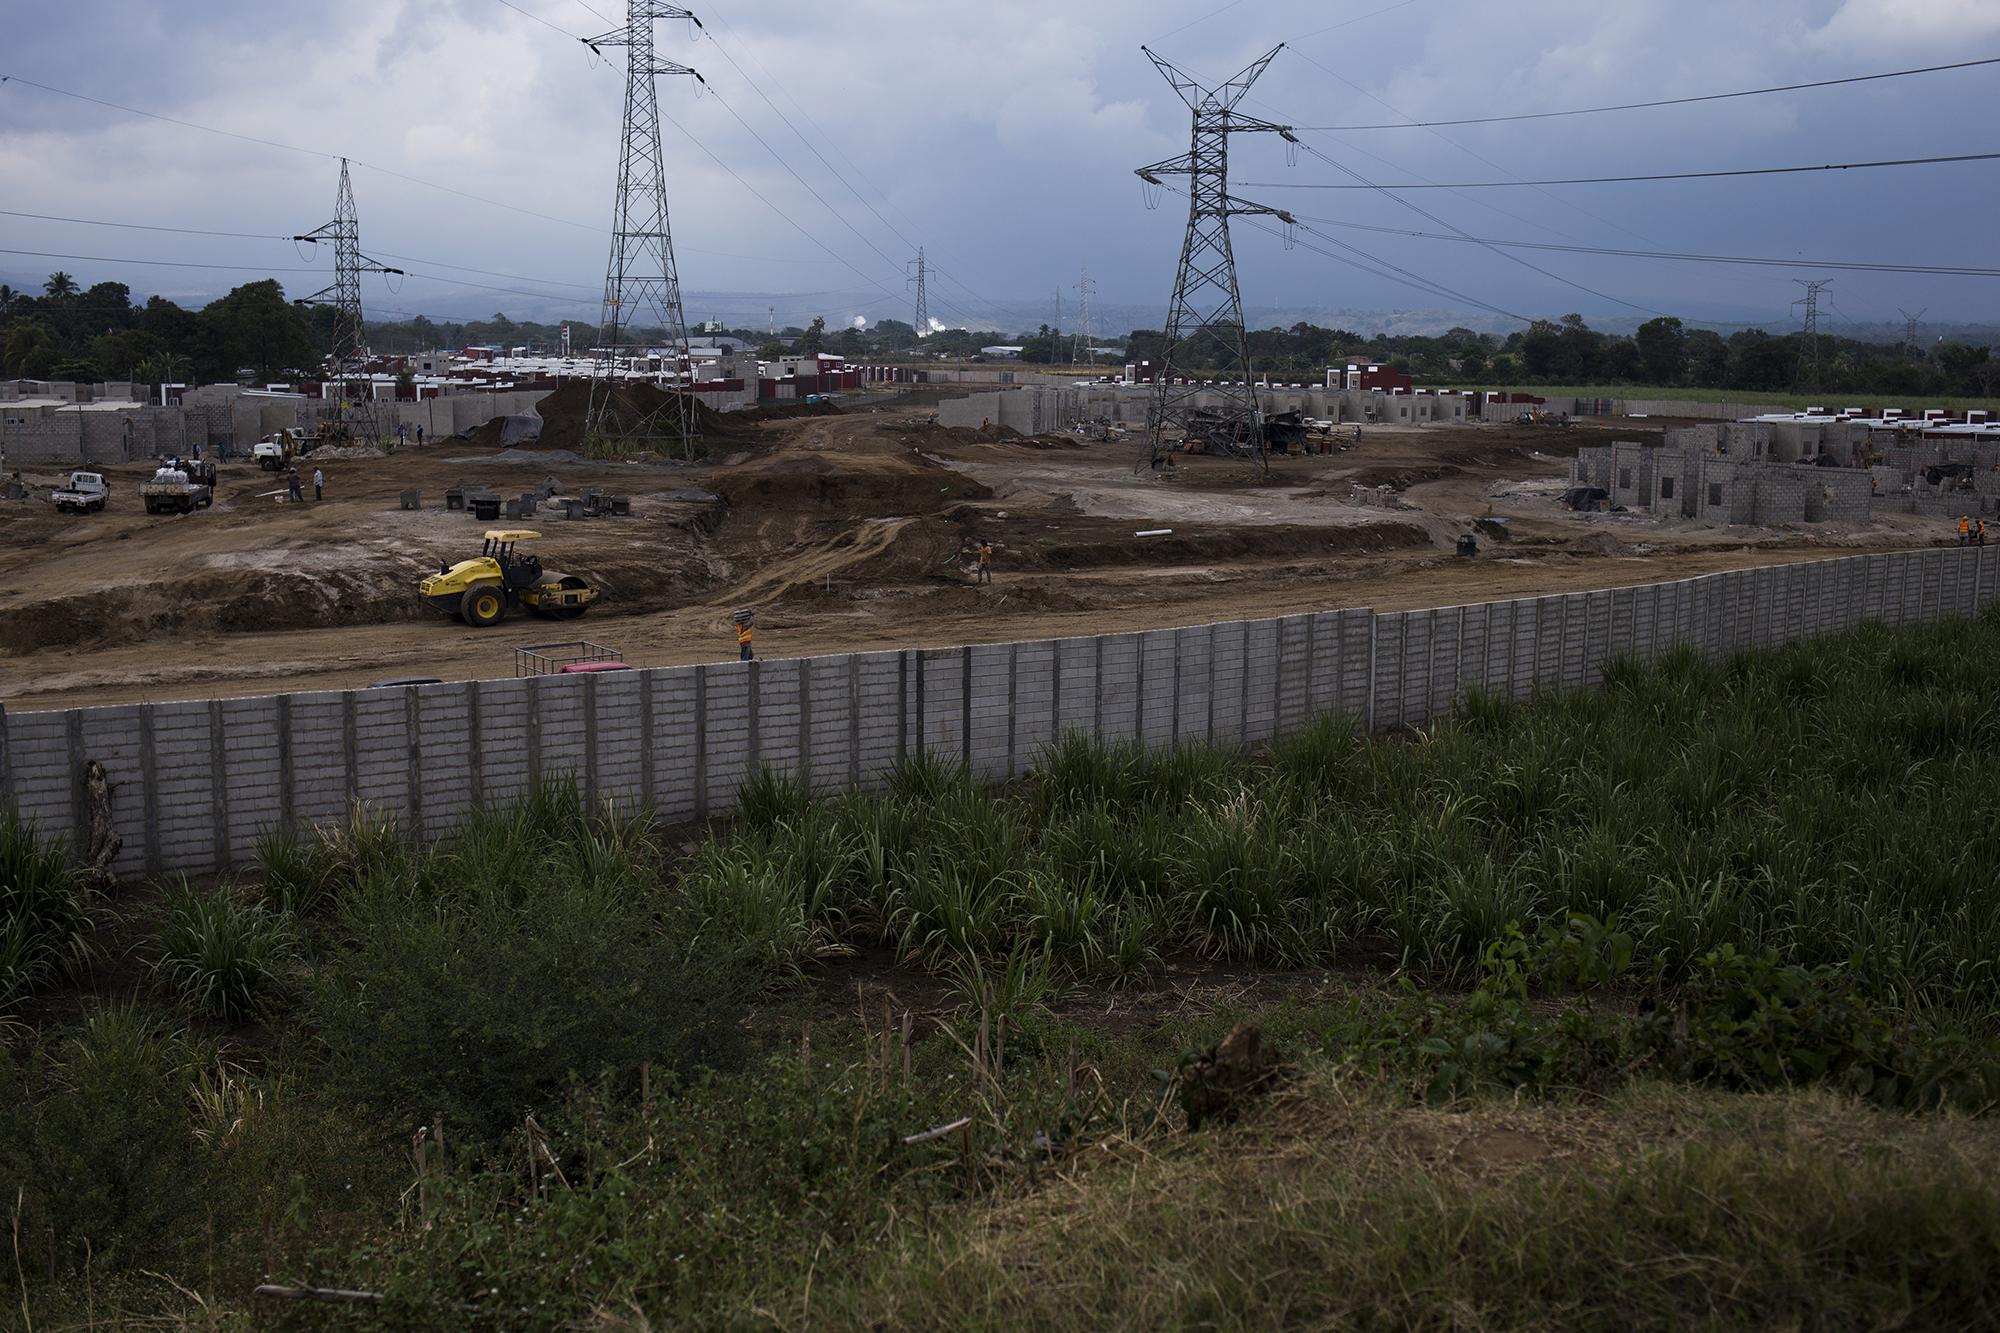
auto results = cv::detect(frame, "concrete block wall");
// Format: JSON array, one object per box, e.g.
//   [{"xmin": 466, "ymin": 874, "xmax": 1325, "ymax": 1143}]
[
  {"xmin": 1610, "ymin": 443, "xmax": 1654, "ymax": 509},
  {"xmin": 3, "ymin": 552, "xmax": 1993, "ymax": 879}
]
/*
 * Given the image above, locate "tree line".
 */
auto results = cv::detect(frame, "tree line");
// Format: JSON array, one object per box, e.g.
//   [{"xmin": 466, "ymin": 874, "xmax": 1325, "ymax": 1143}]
[{"xmin": 3, "ymin": 270, "xmax": 1992, "ymax": 400}]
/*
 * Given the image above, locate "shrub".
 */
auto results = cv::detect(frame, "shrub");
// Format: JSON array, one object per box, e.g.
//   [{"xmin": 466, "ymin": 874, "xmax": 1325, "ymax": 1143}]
[
  {"xmin": 0, "ymin": 806, "xmax": 96, "ymax": 1005},
  {"xmin": 305, "ymin": 841, "xmax": 758, "ymax": 1142},
  {"xmin": 151, "ymin": 877, "xmax": 295, "ymax": 1019}
]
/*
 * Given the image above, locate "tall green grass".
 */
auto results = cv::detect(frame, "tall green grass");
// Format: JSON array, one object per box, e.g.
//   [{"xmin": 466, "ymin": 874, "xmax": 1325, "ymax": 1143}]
[
  {"xmin": 677, "ymin": 612, "xmax": 2000, "ymax": 1028},
  {"xmin": 0, "ymin": 808, "xmax": 95, "ymax": 1006}
]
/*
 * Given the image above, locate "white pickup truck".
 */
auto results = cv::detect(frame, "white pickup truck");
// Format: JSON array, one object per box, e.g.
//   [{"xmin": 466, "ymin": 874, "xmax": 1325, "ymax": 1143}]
[
  {"xmin": 253, "ymin": 427, "xmax": 309, "ymax": 471},
  {"xmin": 51, "ymin": 470, "xmax": 110, "ymax": 514}
]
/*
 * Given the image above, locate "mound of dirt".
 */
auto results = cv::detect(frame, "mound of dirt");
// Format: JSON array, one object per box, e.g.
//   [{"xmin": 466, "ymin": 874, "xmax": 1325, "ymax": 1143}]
[
  {"xmin": 709, "ymin": 450, "xmax": 991, "ymax": 518},
  {"xmin": 525, "ymin": 381, "xmax": 834, "ymax": 452}
]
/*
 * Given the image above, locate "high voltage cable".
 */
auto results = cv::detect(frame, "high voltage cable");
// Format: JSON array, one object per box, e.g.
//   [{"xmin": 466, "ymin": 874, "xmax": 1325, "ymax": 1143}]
[
  {"xmin": 1290, "ymin": 55, "xmax": 2000, "ymax": 130},
  {"xmin": 1151, "ymin": 181, "xmax": 1526, "ymax": 323},
  {"xmin": 1276, "ymin": 45, "xmax": 1735, "ymax": 300},
  {"xmin": 1287, "ymin": 0, "xmax": 1425, "ymax": 43},
  {"xmin": 1288, "ymin": 139, "xmax": 1669, "ymax": 316},
  {"xmin": 0, "ymin": 248, "xmax": 319, "ymax": 274},
  {"xmin": 491, "ymin": 0, "xmax": 590, "ymax": 41},
  {"xmin": 689, "ymin": 11, "xmax": 1015, "ymax": 326},
  {"xmin": 0, "ymin": 209, "xmax": 286, "ymax": 241},
  {"xmin": 1242, "ymin": 151, "xmax": 2000, "ymax": 189},
  {"xmin": 1279, "ymin": 213, "xmax": 2000, "ymax": 277}
]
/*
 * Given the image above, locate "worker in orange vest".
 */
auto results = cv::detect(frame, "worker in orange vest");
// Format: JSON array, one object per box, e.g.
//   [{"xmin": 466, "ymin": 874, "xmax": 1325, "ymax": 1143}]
[
  {"xmin": 1959, "ymin": 515, "xmax": 1972, "ymax": 546},
  {"xmin": 736, "ymin": 620, "xmax": 754, "ymax": 661}
]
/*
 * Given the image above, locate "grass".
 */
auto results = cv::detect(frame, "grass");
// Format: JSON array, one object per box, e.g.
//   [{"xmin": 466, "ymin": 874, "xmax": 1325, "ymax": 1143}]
[
  {"xmin": 819, "ymin": 1074, "xmax": 2000, "ymax": 1331},
  {"xmin": 0, "ymin": 806, "xmax": 95, "ymax": 1007},
  {"xmin": 673, "ymin": 614, "xmax": 2000, "ymax": 1033},
  {"xmin": 12, "ymin": 611, "xmax": 2000, "ymax": 1326},
  {"xmin": 150, "ymin": 877, "xmax": 295, "ymax": 1020}
]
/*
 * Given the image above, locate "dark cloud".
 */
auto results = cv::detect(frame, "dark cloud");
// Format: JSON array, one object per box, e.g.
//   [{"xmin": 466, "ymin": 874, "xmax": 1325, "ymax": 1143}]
[{"xmin": 2, "ymin": 0, "xmax": 1993, "ymax": 329}]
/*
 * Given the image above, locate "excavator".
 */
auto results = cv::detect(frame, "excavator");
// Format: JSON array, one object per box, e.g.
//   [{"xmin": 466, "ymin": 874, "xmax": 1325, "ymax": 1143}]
[{"xmin": 418, "ymin": 530, "xmax": 598, "ymax": 627}]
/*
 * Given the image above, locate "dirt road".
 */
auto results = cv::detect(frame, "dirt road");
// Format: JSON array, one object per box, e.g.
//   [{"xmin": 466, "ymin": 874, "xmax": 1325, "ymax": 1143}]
[{"xmin": 0, "ymin": 403, "xmax": 1939, "ymax": 711}]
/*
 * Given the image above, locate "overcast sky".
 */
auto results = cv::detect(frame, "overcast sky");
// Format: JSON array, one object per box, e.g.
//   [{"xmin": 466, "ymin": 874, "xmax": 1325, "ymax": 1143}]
[{"xmin": 3, "ymin": 0, "xmax": 1997, "ymax": 334}]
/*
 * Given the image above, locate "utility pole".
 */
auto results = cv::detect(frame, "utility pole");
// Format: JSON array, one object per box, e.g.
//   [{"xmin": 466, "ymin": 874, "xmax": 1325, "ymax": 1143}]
[
  {"xmin": 584, "ymin": 1, "xmax": 702, "ymax": 457},
  {"xmin": 1053, "ymin": 287, "xmax": 1062, "ymax": 351},
  {"xmin": 767, "ymin": 305, "xmax": 776, "ymax": 336},
  {"xmin": 293, "ymin": 158, "xmax": 402, "ymax": 445},
  {"xmin": 1898, "ymin": 306, "xmax": 1927, "ymax": 357},
  {"xmin": 1134, "ymin": 44, "xmax": 1296, "ymax": 472},
  {"xmin": 907, "ymin": 248, "xmax": 928, "ymax": 338},
  {"xmin": 1792, "ymin": 279, "xmax": 1831, "ymax": 395},
  {"xmin": 1071, "ymin": 267, "xmax": 1094, "ymax": 367}
]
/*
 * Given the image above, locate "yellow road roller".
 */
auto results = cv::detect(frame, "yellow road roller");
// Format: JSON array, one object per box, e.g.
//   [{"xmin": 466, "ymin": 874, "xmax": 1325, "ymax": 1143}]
[{"xmin": 418, "ymin": 529, "xmax": 599, "ymax": 627}]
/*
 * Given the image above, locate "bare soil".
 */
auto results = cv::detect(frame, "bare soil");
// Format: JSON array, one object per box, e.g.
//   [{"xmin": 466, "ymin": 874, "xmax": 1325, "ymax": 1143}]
[{"xmin": 0, "ymin": 401, "xmax": 1946, "ymax": 711}]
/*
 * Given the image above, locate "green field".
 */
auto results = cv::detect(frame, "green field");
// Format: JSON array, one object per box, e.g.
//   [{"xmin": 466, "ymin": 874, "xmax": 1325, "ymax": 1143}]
[{"xmin": 9, "ymin": 612, "xmax": 2000, "ymax": 1327}]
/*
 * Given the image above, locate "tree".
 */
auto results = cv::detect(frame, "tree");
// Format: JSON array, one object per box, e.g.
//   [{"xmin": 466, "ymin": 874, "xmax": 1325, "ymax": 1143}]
[
  {"xmin": 195, "ymin": 280, "xmax": 319, "ymax": 380},
  {"xmin": 87, "ymin": 328, "xmax": 166, "ymax": 379},
  {"xmin": 1520, "ymin": 320, "xmax": 1561, "ymax": 379},
  {"xmin": 1685, "ymin": 328, "xmax": 1730, "ymax": 387},
  {"xmin": 1456, "ymin": 341, "xmax": 1489, "ymax": 378},
  {"xmin": 2, "ymin": 321, "xmax": 58, "ymax": 378},
  {"xmin": 1726, "ymin": 329, "xmax": 1793, "ymax": 391},
  {"xmin": 1554, "ymin": 314, "xmax": 1601, "ymax": 381},
  {"xmin": 1938, "ymin": 344, "xmax": 1995, "ymax": 397},
  {"xmin": 140, "ymin": 295, "xmax": 199, "ymax": 348},
  {"xmin": 1633, "ymin": 317, "xmax": 1685, "ymax": 386},
  {"xmin": 799, "ymin": 316, "xmax": 825, "ymax": 355},
  {"xmin": 133, "ymin": 350, "xmax": 192, "ymax": 387},
  {"xmin": 42, "ymin": 271, "xmax": 78, "ymax": 301}
]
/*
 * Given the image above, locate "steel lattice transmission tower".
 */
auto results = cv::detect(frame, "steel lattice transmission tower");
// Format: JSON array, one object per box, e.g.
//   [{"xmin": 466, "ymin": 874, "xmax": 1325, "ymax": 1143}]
[
  {"xmin": 1134, "ymin": 44, "xmax": 1295, "ymax": 472},
  {"xmin": 908, "ymin": 248, "xmax": 928, "ymax": 337},
  {"xmin": 585, "ymin": 1, "xmax": 702, "ymax": 456},
  {"xmin": 1792, "ymin": 279, "xmax": 1832, "ymax": 394},
  {"xmin": 1071, "ymin": 267, "xmax": 1093, "ymax": 367},
  {"xmin": 1898, "ymin": 306, "xmax": 1928, "ymax": 356},
  {"xmin": 294, "ymin": 159, "xmax": 401, "ymax": 444}
]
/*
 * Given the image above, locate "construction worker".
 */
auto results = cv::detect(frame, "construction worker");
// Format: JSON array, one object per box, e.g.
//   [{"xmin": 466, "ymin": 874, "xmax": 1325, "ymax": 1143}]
[
  {"xmin": 415, "ymin": 424, "xmax": 425, "ymax": 447},
  {"xmin": 286, "ymin": 465, "xmax": 304, "ymax": 504},
  {"xmin": 1980, "ymin": 519, "xmax": 1989, "ymax": 548},
  {"xmin": 1960, "ymin": 515, "xmax": 1972, "ymax": 546},
  {"xmin": 313, "ymin": 467, "xmax": 325, "ymax": 502},
  {"xmin": 977, "ymin": 540, "xmax": 993, "ymax": 584},
  {"xmin": 736, "ymin": 619, "xmax": 754, "ymax": 661}
]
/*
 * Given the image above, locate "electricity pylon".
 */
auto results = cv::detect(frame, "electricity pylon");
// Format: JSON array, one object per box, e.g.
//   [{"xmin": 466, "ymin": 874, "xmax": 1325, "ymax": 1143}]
[
  {"xmin": 584, "ymin": 1, "xmax": 701, "ymax": 456},
  {"xmin": 1134, "ymin": 44, "xmax": 1296, "ymax": 472},
  {"xmin": 1071, "ymin": 267, "xmax": 1093, "ymax": 366},
  {"xmin": 908, "ymin": 248, "xmax": 928, "ymax": 337},
  {"xmin": 1898, "ymin": 306, "xmax": 1927, "ymax": 357},
  {"xmin": 293, "ymin": 158, "xmax": 401, "ymax": 445},
  {"xmin": 1792, "ymin": 279, "xmax": 1831, "ymax": 395}
]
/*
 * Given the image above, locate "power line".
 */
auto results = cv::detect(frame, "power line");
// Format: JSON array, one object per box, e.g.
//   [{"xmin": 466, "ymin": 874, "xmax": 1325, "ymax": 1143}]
[
  {"xmin": 491, "ymin": 0, "xmax": 591, "ymax": 41},
  {"xmin": 1289, "ymin": 55, "xmax": 2000, "ymax": 130},
  {"xmin": 0, "ymin": 209, "xmax": 286, "ymax": 241},
  {"xmin": 1152, "ymin": 0, "xmax": 1248, "ymax": 43},
  {"xmin": 1242, "ymin": 150, "xmax": 2000, "ymax": 189},
  {"xmin": 0, "ymin": 248, "xmax": 319, "ymax": 274},
  {"xmin": 692, "ymin": 11, "xmax": 1014, "ymax": 326},
  {"xmin": 1287, "ymin": 140, "xmax": 1668, "ymax": 317},
  {"xmin": 1287, "ymin": 0, "xmax": 1426, "ymax": 43},
  {"xmin": 1277, "ymin": 214, "xmax": 2000, "ymax": 278},
  {"xmin": 1276, "ymin": 46, "xmax": 1742, "ymax": 302}
]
